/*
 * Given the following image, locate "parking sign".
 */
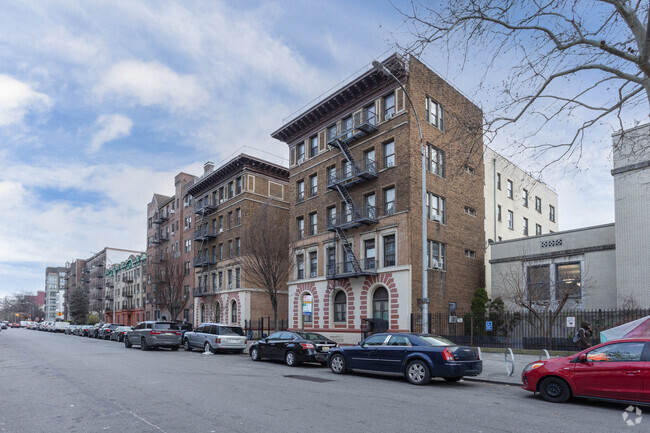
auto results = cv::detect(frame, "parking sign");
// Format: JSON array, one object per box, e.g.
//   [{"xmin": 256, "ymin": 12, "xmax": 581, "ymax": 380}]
[{"xmin": 486, "ymin": 321, "xmax": 493, "ymax": 331}]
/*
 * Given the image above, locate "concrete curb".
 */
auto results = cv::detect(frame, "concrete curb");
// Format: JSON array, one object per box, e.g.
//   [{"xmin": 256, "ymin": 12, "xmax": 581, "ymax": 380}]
[{"xmin": 463, "ymin": 377, "xmax": 521, "ymax": 386}]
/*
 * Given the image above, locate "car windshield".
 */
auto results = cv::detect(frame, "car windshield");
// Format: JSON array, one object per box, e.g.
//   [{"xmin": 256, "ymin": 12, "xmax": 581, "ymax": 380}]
[
  {"xmin": 154, "ymin": 323, "xmax": 180, "ymax": 330},
  {"xmin": 219, "ymin": 326, "xmax": 244, "ymax": 336},
  {"xmin": 295, "ymin": 332, "xmax": 328, "ymax": 341},
  {"xmin": 419, "ymin": 335, "xmax": 456, "ymax": 347}
]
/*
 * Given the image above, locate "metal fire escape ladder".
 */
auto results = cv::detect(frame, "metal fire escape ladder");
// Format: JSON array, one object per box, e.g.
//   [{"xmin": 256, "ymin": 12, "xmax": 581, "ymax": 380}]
[
  {"xmin": 334, "ymin": 184, "xmax": 360, "ymax": 219},
  {"xmin": 334, "ymin": 227, "xmax": 363, "ymax": 274},
  {"xmin": 330, "ymin": 138, "xmax": 361, "ymax": 175}
]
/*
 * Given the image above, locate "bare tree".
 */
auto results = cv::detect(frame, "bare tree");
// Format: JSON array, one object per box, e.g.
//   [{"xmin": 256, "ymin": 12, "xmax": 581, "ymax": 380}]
[
  {"xmin": 237, "ymin": 200, "xmax": 291, "ymax": 332},
  {"xmin": 151, "ymin": 258, "xmax": 187, "ymax": 321},
  {"xmin": 399, "ymin": 0, "xmax": 650, "ymax": 168},
  {"xmin": 496, "ymin": 260, "xmax": 583, "ymax": 347}
]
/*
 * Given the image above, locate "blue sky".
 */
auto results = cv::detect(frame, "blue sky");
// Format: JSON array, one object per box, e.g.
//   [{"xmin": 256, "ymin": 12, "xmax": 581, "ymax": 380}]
[{"xmin": 0, "ymin": 1, "xmax": 638, "ymax": 298}]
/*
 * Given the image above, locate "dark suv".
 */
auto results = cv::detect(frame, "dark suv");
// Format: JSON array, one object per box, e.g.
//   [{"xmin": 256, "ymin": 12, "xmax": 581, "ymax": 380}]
[
  {"xmin": 124, "ymin": 321, "xmax": 182, "ymax": 351},
  {"xmin": 98, "ymin": 323, "xmax": 124, "ymax": 340}
]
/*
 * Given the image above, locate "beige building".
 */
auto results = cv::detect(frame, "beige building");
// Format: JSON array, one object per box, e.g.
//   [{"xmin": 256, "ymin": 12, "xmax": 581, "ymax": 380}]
[{"xmin": 484, "ymin": 146, "xmax": 559, "ymax": 296}]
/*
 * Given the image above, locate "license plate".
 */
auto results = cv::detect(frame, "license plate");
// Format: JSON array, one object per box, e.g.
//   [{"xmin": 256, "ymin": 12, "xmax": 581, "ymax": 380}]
[
  {"xmin": 321, "ymin": 346, "xmax": 329, "ymax": 351},
  {"xmin": 165, "ymin": 333, "xmax": 172, "ymax": 336}
]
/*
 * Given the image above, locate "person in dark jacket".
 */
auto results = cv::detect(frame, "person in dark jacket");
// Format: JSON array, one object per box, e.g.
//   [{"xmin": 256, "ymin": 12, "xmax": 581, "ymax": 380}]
[{"xmin": 576, "ymin": 321, "xmax": 593, "ymax": 350}]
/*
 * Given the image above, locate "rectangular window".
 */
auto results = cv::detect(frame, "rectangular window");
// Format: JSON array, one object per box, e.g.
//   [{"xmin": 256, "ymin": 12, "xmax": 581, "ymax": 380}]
[
  {"xmin": 364, "ymin": 148, "xmax": 375, "ymax": 166},
  {"xmin": 297, "ymin": 217, "xmax": 304, "ymax": 239},
  {"xmin": 228, "ymin": 181, "xmax": 234, "ymax": 198},
  {"xmin": 309, "ymin": 212, "xmax": 317, "ymax": 236},
  {"xmin": 184, "ymin": 216, "xmax": 191, "ymax": 230},
  {"xmin": 527, "ymin": 265, "xmax": 550, "ymax": 301},
  {"xmin": 296, "ymin": 142, "xmax": 305, "ymax": 163},
  {"xmin": 341, "ymin": 115, "xmax": 353, "ymax": 139},
  {"xmin": 309, "ymin": 251, "xmax": 318, "ymax": 278},
  {"xmin": 497, "ymin": 205, "xmax": 502, "ymax": 222},
  {"xmin": 326, "ymin": 206, "xmax": 336, "ymax": 228},
  {"xmin": 549, "ymin": 205, "xmax": 556, "ymax": 222},
  {"xmin": 184, "ymin": 261, "xmax": 190, "ymax": 275},
  {"xmin": 523, "ymin": 189, "xmax": 529, "ymax": 207},
  {"xmin": 364, "ymin": 239, "xmax": 376, "ymax": 270},
  {"xmin": 426, "ymin": 96, "xmax": 444, "ymax": 130},
  {"xmin": 384, "ymin": 141, "xmax": 395, "ymax": 168},
  {"xmin": 236, "ymin": 238, "xmax": 241, "ymax": 256},
  {"xmin": 507, "ymin": 179, "xmax": 513, "ymax": 199},
  {"xmin": 364, "ymin": 102, "xmax": 376, "ymax": 125},
  {"xmin": 464, "ymin": 206, "xmax": 476, "ymax": 216},
  {"xmin": 296, "ymin": 180, "xmax": 305, "ymax": 202},
  {"xmin": 341, "ymin": 160, "xmax": 351, "ymax": 180},
  {"xmin": 383, "ymin": 234, "xmax": 396, "ymax": 267},
  {"xmin": 228, "ymin": 240, "xmax": 233, "ymax": 258},
  {"xmin": 507, "ymin": 210, "xmax": 514, "ymax": 229},
  {"xmin": 497, "ymin": 173, "xmax": 501, "ymax": 190},
  {"xmin": 364, "ymin": 193, "xmax": 376, "ymax": 218},
  {"xmin": 523, "ymin": 217, "xmax": 529, "ymax": 236},
  {"xmin": 535, "ymin": 196, "xmax": 542, "ymax": 212},
  {"xmin": 236, "ymin": 176, "xmax": 242, "ymax": 195},
  {"xmin": 384, "ymin": 187, "xmax": 396, "ymax": 215},
  {"xmin": 556, "ymin": 263, "xmax": 581, "ymax": 299},
  {"xmin": 236, "ymin": 208, "xmax": 241, "ymax": 226},
  {"xmin": 218, "ymin": 243, "xmax": 223, "ymax": 260},
  {"xmin": 327, "ymin": 124, "xmax": 337, "ymax": 143},
  {"xmin": 464, "ymin": 249, "xmax": 476, "ymax": 258},
  {"xmin": 383, "ymin": 92, "xmax": 395, "ymax": 119},
  {"xmin": 228, "ymin": 212, "xmax": 232, "ymax": 229},
  {"xmin": 326, "ymin": 245, "xmax": 336, "ymax": 277},
  {"xmin": 309, "ymin": 174, "xmax": 317, "ymax": 197},
  {"xmin": 309, "ymin": 135, "xmax": 318, "ymax": 158},
  {"xmin": 427, "ymin": 241, "xmax": 446, "ymax": 270},
  {"xmin": 536, "ymin": 224, "xmax": 542, "ymax": 235},
  {"xmin": 296, "ymin": 254, "xmax": 304, "ymax": 279},
  {"xmin": 426, "ymin": 144, "xmax": 445, "ymax": 177},
  {"xmin": 227, "ymin": 269, "xmax": 232, "ymax": 289},
  {"xmin": 326, "ymin": 165, "xmax": 336, "ymax": 186},
  {"xmin": 218, "ymin": 271, "xmax": 223, "ymax": 290},
  {"xmin": 426, "ymin": 192, "xmax": 446, "ymax": 223},
  {"xmin": 184, "ymin": 239, "xmax": 191, "ymax": 253},
  {"xmin": 219, "ymin": 215, "xmax": 223, "ymax": 231}
]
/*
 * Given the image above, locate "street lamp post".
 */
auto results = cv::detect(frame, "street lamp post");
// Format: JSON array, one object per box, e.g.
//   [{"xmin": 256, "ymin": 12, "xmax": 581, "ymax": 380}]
[{"xmin": 372, "ymin": 60, "xmax": 429, "ymax": 334}]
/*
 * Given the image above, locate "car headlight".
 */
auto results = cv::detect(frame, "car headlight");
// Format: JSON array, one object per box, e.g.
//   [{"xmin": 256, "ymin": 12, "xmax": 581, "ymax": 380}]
[{"xmin": 523, "ymin": 362, "xmax": 545, "ymax": 372}]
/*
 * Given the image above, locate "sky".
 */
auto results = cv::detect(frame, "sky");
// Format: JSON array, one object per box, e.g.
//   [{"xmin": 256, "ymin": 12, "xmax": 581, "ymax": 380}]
[{"xmin": 0, "ymin": 0, "xmax": 643, "ymax": 299}]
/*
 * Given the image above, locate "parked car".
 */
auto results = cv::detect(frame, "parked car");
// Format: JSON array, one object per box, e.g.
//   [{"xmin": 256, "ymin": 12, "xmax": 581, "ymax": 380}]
[
  {"xmin": 175, "ymin": 322, "xmax": 193, "ymax": 339},
  {"xmin": 98, "ymin": 323, "xmax": 123, "ymax": 340},
  {"xmin": 327, "ymin": 333, "xmax": 482, "ymax": 385},
  {"xmin": 124, "ymin": 321, "xmax": 182, "ymax": 351},
  {"xmin": 65, "ymin": 325, "xmax": 78, "ymax": 335},
  {"xmin": 110, "ymin": 326, "xmax": 132, "ymax": 342},
  {"xmin": 88, "ymin": 323, "xmax": 104, "ymax": 338},
  {"xmin": 183, "ymin": 323, "xmax": 247, "ymax": 353},
  {"xmin": 249, "ymin": 331, "xmax": 337, "ymax": 366},
  {"xmin": 1, "ymin": 324, "xmax": 7, "ymax": 330},
  {"xmin": 53, "ymin": 322, "xmax": 70, "ymax": 333},
  {"xmin": 522, "ymin": 338, "xmax": 650, "ymax": 404}
]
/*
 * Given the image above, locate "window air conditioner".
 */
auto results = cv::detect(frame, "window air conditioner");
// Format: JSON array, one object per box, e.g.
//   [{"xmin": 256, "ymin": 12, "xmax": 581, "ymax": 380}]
[
  {"xmin": 431, "ymin": 214, "xmax": 442, "ymax": 222},
  {"xmin": 431, "ymin": 260, "xmax": 442, "ymax": 270},
  {"xmin": 297, "ymin": 157, "xmax": 305, "ymax": 164}
]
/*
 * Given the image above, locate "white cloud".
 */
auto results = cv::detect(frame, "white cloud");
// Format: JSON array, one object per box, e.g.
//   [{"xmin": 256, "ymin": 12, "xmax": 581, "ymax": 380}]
[
  {"xmin": 95, "ymin": 60, "xmax": 206, "ymax": 111},
  {"xmin": 89, "ymin": 114, "xmax": 133, "ymax": 153},
  {"xmin": 0, "ymin": 75, "xmax": 51, "ymax": 127}
]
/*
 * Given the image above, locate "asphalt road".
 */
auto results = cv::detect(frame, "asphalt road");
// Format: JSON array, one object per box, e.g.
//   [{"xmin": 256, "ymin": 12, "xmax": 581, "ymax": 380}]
[{"xmin": 0, "ymin": 329, "xmax": 644, "ymax": 433}]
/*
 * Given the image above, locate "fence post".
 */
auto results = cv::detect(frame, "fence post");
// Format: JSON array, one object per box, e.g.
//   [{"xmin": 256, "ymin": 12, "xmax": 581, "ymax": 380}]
[{"xmin": 470, "ymin": 312, "xmax": 474, "ymax": 347}]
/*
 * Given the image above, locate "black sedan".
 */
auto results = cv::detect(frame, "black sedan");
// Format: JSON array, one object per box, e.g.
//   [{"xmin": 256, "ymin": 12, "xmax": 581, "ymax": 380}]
[
  {"xmin": 327, "ymin": 333, "xmax": 482, "ymax": 385},
  {"xmin": 249, "ymin": 331, "xmax": 337, "ymax": 366}
]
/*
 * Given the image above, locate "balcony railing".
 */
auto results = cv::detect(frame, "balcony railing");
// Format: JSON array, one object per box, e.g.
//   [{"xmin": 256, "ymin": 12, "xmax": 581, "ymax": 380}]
[
  {"xmin": 326, "ymin": 110, "xmax": 378, "ymax": 146},
  {"xmin": 193, "ymin": 286, "xmax": 218, "ymax": 297},
  {"xmin": 194, "ymin": 199, "xmax": 218, "ymax": 216},
  {"xmin": 327, "ymin": 159, "xmax": 378, "ymax": 188},
  {"xmin": 152, "ymin": 232, "xmax": 169, "ymax": 244},
  {"xmin": 153, "ymin": 210, "xmax": 170, "ymax": 224},
  {"xmin": 326, "ymin": 205, "xmax": 378, "ymax": 230},
  {"xmin": 193, "ymin": 254, "xmax": 217, "ymax": 267},
  {"xmin": 122, "ymin": 276, "xmax": 134, "ymax": 283},
  {"xmin": 326, "ymin": 258, "xmax": 378, "ymax": 280},
  {"xmin": 193, "ymin": 226, "xmax": 219, "ymax": 241}
]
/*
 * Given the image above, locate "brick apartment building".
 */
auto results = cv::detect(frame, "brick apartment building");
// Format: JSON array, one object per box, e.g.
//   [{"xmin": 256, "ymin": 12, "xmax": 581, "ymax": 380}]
[
  {"xmin": 146, "ymin": 172, "xmax": 197, "ymax": 323},
  {"xmin": 104, "ymin": 253, "xmax": 147, "ymax": 326},
  {"xmin": 186, "ymin": 154, "xmax": 289, "ymax": 327},
  {"xmin": 64, "ymin": 259, "xmax": 86, "ymax": 320},
  {"xmin": 272, "ymin": 54, "xmax": 485, "ymax": 343}
]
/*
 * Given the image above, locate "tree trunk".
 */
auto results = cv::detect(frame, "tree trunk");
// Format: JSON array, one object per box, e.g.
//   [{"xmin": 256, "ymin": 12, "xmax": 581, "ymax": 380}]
[{"xmin": 272, "ymin": 296, "xmax": 278, "ymax": 332}]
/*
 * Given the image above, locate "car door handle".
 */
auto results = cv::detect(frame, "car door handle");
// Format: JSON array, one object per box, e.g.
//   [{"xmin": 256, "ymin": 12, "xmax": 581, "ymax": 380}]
[{"xmin": 625, "ymin": 371, "xmax": 641, "ymax": 375}]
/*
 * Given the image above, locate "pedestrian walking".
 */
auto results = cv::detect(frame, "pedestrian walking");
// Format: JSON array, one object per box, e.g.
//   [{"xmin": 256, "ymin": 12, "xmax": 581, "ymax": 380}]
[{"xmin": 573, "ymin": 321, "xmax": 593, "ymax": 350}]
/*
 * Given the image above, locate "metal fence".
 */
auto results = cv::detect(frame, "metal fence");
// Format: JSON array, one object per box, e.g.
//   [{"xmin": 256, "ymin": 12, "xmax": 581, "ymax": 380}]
[
  {"xmin": 411, "ymin": 308, "xmax": 650, "ymax": 351},
  {"xmin": 243, "ymin": 317, "xmax": 288, "ymax": 340}
]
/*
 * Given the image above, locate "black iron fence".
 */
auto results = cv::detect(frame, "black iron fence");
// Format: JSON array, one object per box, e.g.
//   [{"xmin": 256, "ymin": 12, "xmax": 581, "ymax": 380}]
[
  {"xmin": 244, "ymin": 317, "xmax": 288, "ymax": 340},
  {"xmin": 411, "ymin": 308, "xmax": 650, "ymax": 351}
]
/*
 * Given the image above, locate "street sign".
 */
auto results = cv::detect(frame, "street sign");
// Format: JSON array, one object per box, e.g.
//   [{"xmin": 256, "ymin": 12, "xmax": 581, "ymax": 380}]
[
  {"xmin": 566, "ymin": 316, "xmax": 576, "ymax": 328},
  {"xmin": 485, "ymin": 321, "xmax": 493, "ymax": 331}
]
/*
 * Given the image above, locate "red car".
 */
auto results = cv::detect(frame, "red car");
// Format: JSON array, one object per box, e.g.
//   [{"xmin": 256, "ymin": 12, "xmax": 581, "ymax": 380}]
[{"xmin": 522, "ymin": 338, "xmax": 650, "ymax": 404}]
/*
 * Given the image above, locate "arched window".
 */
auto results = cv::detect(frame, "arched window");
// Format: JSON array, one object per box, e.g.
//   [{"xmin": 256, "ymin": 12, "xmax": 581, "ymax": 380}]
[
  {"xmin": 334, "ymin": 291, "xmax": 346, "ymax": 322},
  {"xmin": 231, "ymin": 300, "xmax": 237, "ymax": 324},
  {"xmin": 301, "ymin": 292, "xmax": 313, "ymax": 324},
  {"xmin": 372, "ymin": 287, "xmax": 388, "ymax": 321},
  {"xmin": 215, "ymin": 302, "xmax": 221, "ymax": 323},
  {"xmin": 200, "ymin": 303, "xmax": 205, "ymax": 323}
]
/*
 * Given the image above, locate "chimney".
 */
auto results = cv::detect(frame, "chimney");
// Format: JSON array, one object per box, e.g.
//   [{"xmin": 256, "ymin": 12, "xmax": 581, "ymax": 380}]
[{"xmin": 204, "ymin": 161, "xmax": 215, "ymax": 174}]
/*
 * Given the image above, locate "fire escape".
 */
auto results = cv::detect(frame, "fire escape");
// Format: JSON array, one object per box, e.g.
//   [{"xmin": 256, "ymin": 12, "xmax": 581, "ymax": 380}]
[
  {"xmin": 193, "ymin": 197, "xmax": 219, "ymax": 297},
  {"xmin": 326, "ymin": 109, "xmax": 379, "ymax": 285}
]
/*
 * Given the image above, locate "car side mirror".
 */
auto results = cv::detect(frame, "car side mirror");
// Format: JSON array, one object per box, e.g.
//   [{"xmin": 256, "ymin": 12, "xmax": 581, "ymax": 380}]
[{"xmin": 578, "ymin": 353, "xmax": 587, "ymax": 363}]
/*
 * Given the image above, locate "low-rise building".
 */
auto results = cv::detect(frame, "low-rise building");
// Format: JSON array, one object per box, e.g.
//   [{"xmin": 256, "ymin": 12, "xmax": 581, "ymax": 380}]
[{"xmin": 105, "ymin": 253, "xmax": 147, "ymax": 326}]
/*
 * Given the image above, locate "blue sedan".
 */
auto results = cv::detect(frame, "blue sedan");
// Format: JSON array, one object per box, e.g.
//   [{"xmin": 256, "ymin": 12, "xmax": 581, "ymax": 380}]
[{"xmin": 327, "ymin": 333, "xmax": 482, "ymax": 385}]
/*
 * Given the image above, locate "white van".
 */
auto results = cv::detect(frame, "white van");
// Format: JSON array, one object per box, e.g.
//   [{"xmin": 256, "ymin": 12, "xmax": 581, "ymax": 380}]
[{"xmin": 54, "ymin": 322, "xmax": 70, "ymax": 333}]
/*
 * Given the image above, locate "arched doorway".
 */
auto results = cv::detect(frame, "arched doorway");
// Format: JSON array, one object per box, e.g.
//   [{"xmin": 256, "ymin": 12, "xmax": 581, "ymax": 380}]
[{"xmin": 372, "ymin": 287, "xmax": 388, "ymax": 321}]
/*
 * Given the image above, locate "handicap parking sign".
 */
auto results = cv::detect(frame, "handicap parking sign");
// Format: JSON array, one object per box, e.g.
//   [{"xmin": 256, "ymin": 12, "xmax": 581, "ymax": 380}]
[{"xmin": 486, "ymin": 321, "xmax": 493, "ymax": 331}]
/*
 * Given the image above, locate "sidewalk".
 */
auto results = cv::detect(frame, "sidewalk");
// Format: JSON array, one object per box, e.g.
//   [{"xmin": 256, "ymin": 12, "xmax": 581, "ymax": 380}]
[{"xmin": 465, "ymin": 350, "xmax": 567, "ymax": 385}]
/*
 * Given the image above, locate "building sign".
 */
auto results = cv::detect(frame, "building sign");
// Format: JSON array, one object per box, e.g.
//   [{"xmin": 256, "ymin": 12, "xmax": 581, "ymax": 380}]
[
  {"xmin": 566, "ymin": 316, "xmax": 576, "ymax": 328},
  {"xmin": 302, "ymin": 294, "xmax": 312, "ymax": 315},
  {"xmin": 486, "ymin": 321, "xmax": 493, "ymax": 331}
]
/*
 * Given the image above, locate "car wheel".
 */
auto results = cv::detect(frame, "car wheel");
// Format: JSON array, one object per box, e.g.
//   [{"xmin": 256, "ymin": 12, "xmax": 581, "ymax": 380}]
[
  {"xmin": 170, "ymin": 346, "xmax": 179, "ymax": 351},
  {"xmin": 250, "ymin": 347, "xmax": 261, "ymax": 361},
  {"xmin": 285, "ymin": 351, "xmax": 298, "ymax": 367},
  {"xmin": 539, "ymin": 377, "xmax": 571, "ymax": 403},
  {"xmin": 184, "ymin": 339, "xmax": 192, "ymax": 352},
  {"xmin": 124, "ymin": 337, "xmax": 132, "ymax": 348},
  {"xmin": 204, "ymin": 342, "xmax": 213, "ymax": 354},
  {"xmin": 141, "ymin": 338, "xmax": 149, "ymax": 351},
  {"xmin": 444, "ymin": 376, "xmax": 462, "ymax": 382},
  {"xmin": 406, "ymin": 360, "xmax": 431, "ymax": 385},
  {"xmin": 329, "ymin": 354, "xmax": 347, "ymax": 374}
]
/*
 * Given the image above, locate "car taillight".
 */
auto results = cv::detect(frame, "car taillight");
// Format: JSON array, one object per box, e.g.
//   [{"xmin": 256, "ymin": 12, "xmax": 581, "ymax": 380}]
[
  {"xmin": 216, "ymin": 338, "xmax": 221, "ymax": 344},
  {"xmin": 244, "ymin": 339, "xmax": 247, "ymax": 345},
  {"xmin": 300, "ymin": 343, "xmax": 314, "ymax": 349},
  {"xmin": 151, "ymin": 331, "xmax": 162, "ymax": 335},
  {"xmin": 442, "ymin": 347, "xmax": 455, "ymax": 362}
]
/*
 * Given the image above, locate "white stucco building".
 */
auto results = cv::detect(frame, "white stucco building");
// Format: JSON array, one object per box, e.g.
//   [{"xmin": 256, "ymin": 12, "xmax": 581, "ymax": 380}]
[{"xmin": 484, "ymin": 146, "xmax": 559, "ymax": 296}]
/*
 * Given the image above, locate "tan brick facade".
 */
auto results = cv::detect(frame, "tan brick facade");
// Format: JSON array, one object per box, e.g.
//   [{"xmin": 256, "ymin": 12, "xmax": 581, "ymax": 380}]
[{"xmin": 272, "ymin": 54, "xmax": 485, "ymax": 343}]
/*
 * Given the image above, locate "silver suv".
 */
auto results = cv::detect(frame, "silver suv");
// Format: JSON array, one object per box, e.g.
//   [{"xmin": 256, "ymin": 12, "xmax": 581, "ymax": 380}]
[
  {"xmin": 124, "ymin": 321, "xmax": 182, "ymax": 351},
  {"xmin": 183, "ymin": 323, "xmax": 247, "ymax": 353}
]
